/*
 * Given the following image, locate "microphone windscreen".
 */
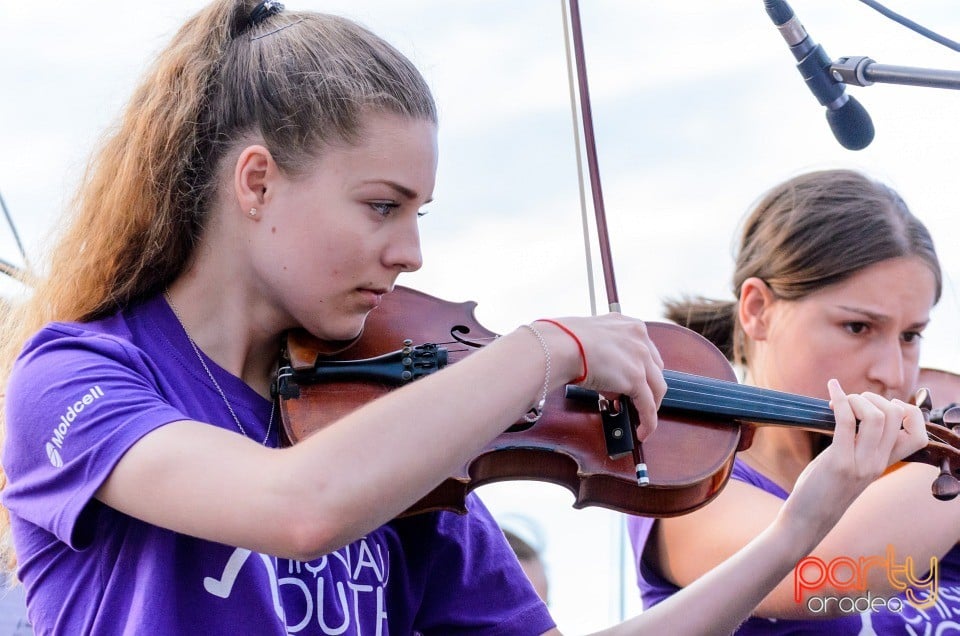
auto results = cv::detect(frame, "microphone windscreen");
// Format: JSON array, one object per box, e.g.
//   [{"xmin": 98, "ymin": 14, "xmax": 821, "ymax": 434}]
[{"xmin": 826, "ymin": 96, "xmax": 875, "ymax": 150}]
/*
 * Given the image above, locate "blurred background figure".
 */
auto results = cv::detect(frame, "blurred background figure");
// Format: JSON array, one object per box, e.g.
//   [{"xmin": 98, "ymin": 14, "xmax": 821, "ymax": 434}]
[
  {"xmin": 499, "ymin": 514, "xmax": 550, "ymax": 604},
  {"xmin": 0, "ymin": 584, "xmax": 30, "ymax": 636}
]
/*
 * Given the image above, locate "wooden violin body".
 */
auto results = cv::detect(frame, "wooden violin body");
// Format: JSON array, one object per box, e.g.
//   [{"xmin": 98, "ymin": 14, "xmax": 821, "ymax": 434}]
[{"xmin": 277, "ymin": 287, "xmax": 960, "ymax": 519}]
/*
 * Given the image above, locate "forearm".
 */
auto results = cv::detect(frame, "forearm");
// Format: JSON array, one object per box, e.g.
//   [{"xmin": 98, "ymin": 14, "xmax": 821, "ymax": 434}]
[
  {"xmin": 282, "ymin": 324, "xmax": 579, "ymax": 552},
  {"xmin": 752, "ymin": 464, "xmax": 960, "ymax": 616},
  {"xmin": 809, "ymin": 464, "xmax": 959, "ymax": 581},
  {"xmin": 591, "ymin": 517, "xmax": 817, "ymax": 636},
  {"xmin": 660, "ymin": 466, "xmax": 960, "ymax": 619}
]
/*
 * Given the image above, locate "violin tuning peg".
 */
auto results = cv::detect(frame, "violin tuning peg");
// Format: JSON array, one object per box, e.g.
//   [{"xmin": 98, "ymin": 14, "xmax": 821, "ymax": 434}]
[
  {"xmin": 943, "ymin": 406, "xmax": 960, "ymax": 429},
  {"xmin": 932, "ymin": 473, "xmax": 960, "ymax": 501},
  {"xmin": 932, "ymin": 460, "xmax": 960, "ymax": 501},
  {"xmin": 913, "ymin": 387, "xmax": 933, "ymax": 412}
]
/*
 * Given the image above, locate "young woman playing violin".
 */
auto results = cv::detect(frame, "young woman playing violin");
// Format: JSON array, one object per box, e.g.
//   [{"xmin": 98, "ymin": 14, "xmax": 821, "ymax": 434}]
[
  {"xmin": 629, "ymin": 168, "xmax": 960, "ymax": 634},
  {"xmin": 0, "ymin": 3, "xmax": 927, "ymax": 635}
]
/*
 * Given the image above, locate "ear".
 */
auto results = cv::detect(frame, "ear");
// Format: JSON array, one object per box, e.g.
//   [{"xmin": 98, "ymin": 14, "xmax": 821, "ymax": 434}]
[
  {"xmin": 738, "ymin": 277, "xmax": 777, "ymax": 341},
  {"xmin": 234, "ymin": 145, "xmax": 276, "ymax": 218}
]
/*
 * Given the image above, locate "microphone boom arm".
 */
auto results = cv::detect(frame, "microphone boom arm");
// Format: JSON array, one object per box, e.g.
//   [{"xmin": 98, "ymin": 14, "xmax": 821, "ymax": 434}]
[{"xmin": 831, "ymin": 56, "xmax": 960, "ymax": 90}]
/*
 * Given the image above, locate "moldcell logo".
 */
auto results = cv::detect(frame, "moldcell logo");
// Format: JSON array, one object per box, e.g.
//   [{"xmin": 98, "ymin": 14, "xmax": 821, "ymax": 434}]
[{"xmin": 46, "ymin": 386, "xmax": 105, "ymax": 468}]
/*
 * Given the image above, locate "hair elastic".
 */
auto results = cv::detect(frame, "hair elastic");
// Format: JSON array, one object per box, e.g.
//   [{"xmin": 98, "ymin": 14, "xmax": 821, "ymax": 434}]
[{"xmin": 249, "ymin": 0, "xmax": 284, "ymax": 27}]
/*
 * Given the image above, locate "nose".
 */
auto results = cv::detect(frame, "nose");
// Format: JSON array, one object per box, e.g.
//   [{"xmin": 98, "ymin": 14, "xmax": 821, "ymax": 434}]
[
  {"xmin": 383, "ymin": 216, "xmax": 423, "ymax": 273},
  {"xmin": 867, "ymin": 337, "xmax": 906, "ymax": 397}
]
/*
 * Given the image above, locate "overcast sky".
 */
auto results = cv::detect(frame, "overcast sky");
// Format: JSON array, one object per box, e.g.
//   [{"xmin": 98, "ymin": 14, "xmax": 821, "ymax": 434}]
[{"xmin": 3, "ymin": 1, "xmax": 960, "ymax": 630}]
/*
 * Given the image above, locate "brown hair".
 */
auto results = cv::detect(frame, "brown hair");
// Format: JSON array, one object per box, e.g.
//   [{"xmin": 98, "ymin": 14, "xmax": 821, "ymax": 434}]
[
  {"xmin": 666, "ymin": 169, "xmax": 941, "ymax": 365},
  {"xmin": 0, "ymin": 0, "xmax": 436, "ymax": 570}
]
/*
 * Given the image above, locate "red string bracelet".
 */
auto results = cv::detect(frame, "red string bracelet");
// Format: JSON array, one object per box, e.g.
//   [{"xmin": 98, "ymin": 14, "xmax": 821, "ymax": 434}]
[{"xmin": 534, "ymin": 319, "xmax": 588, "ymax": 384}]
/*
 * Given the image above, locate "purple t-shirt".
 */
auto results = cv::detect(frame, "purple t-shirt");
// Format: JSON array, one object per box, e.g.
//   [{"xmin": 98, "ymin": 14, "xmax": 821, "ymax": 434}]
[
  {"xmin": 2, "ymin": 294, "xmax": 555, "ymax": 635},
  {"xmin": 627, "ymin": 458, "xmax": 960, "ymax": 635}
]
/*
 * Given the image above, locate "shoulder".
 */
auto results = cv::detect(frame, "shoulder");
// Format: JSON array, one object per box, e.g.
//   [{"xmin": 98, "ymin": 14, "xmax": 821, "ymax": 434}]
[
  {"xmin": 4, "ymin": 300, "xmax": 185, "ymax": 458},
  {"xmin": 8, "ymin": 318, "xmax": 149, "ymax": 411},
  {"xmin": 10, "ymin": 296, "xmax": 173, "ymax": 390},
  {"xmin": 17, "ymin": 319, "xmax": 136, "ymax": 365}
]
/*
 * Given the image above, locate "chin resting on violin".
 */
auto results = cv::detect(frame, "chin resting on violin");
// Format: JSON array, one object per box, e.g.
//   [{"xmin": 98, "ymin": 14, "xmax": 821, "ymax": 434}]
[{"xmin": 0, "ymin": 3, "xmax": 928, "ymax": 636}]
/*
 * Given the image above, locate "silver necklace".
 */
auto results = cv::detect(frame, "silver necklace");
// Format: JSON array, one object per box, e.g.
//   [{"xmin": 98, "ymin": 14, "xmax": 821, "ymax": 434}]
[{"xmin": 165, "ymin": 293, "xmax": 273, "ymax": 446}]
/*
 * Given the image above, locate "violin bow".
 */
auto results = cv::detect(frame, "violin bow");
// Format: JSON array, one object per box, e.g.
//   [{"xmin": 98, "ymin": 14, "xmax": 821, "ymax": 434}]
[{"xmin": 564, "ymin": 0, "xmax": 649, "ymax": 488}]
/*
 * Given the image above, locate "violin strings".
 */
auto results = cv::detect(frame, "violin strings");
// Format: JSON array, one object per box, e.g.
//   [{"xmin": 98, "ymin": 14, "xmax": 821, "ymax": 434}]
[
  {"xmin": 666, "ymin": 370, "xmax": 828, "ymax": 408},
  {"xmin": 665, "ymin": 370, "xmax": 959, "ymax": 444},
  {"xmin": 427, "ymin": 343, "xmax": 951, "ymax": 440},
  {"xmin": 664, "ymin": 370, "xmax": 834, "ymax": 425},
  {"xmin": 929, "ymin": 432, "xmax": 950, "ymax": 445},
  {"xmin": 665, "ymin": 385, "xmax": 829, "ymax": 417}
]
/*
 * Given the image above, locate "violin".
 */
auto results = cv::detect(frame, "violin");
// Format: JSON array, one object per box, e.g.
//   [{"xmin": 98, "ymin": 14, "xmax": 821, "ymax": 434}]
[
  {"xmin": 275, "ymin": 0, "xmax": 960, "ymax": 519},
  {"xmin": 274, "ymin": 285, "xmax": 960, "ymax": 519}
]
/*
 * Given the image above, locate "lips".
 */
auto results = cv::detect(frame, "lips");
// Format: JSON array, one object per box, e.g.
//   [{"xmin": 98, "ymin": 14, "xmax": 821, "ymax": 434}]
[{"xmin": 357, "ymin": 287, "xmax": 390, "ymax": 307}]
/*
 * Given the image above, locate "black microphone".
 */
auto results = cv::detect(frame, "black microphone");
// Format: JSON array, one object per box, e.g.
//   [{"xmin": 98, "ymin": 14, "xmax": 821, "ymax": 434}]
[{"xmin": 764, "ymin": 0, "xmax": 875, "ymax": 150}]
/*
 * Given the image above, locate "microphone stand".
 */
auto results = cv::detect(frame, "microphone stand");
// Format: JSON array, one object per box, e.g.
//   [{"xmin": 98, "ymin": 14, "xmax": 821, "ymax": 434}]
[{"xmin": 831, "ymin": 55, "xmax": 960, "ymax": 90}]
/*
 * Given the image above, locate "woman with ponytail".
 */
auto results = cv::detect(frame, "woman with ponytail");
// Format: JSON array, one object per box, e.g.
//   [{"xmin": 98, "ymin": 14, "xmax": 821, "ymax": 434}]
[
  {"xmin": 0, "ymin": 3, "xmax": 926, "ymax": 634},
  {"xmin": 629, "ymin": 168, "xmax": 960, "ymax": 634}
]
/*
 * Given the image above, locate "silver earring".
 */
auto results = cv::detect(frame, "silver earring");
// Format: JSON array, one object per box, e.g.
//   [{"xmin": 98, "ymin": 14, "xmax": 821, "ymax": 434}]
[{"xmin": 248, "ymin": 208, "xmax": 258, "ymax": 217}]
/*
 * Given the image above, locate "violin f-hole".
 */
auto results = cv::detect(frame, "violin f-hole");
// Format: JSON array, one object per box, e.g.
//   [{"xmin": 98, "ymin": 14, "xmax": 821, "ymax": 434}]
[{"xmin": 450, "ymin": 325, "xmax": 488, "ymax": 349}]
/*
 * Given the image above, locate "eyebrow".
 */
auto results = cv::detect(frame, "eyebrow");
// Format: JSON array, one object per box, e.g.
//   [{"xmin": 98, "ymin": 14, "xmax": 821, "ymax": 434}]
[
  {"xmin": 362, "ymin": 179, "xmax": 433, "ymax": 204},
  {"xmin": 837, "ymin": 305, "xmax": 929, "ymax": 330}
]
